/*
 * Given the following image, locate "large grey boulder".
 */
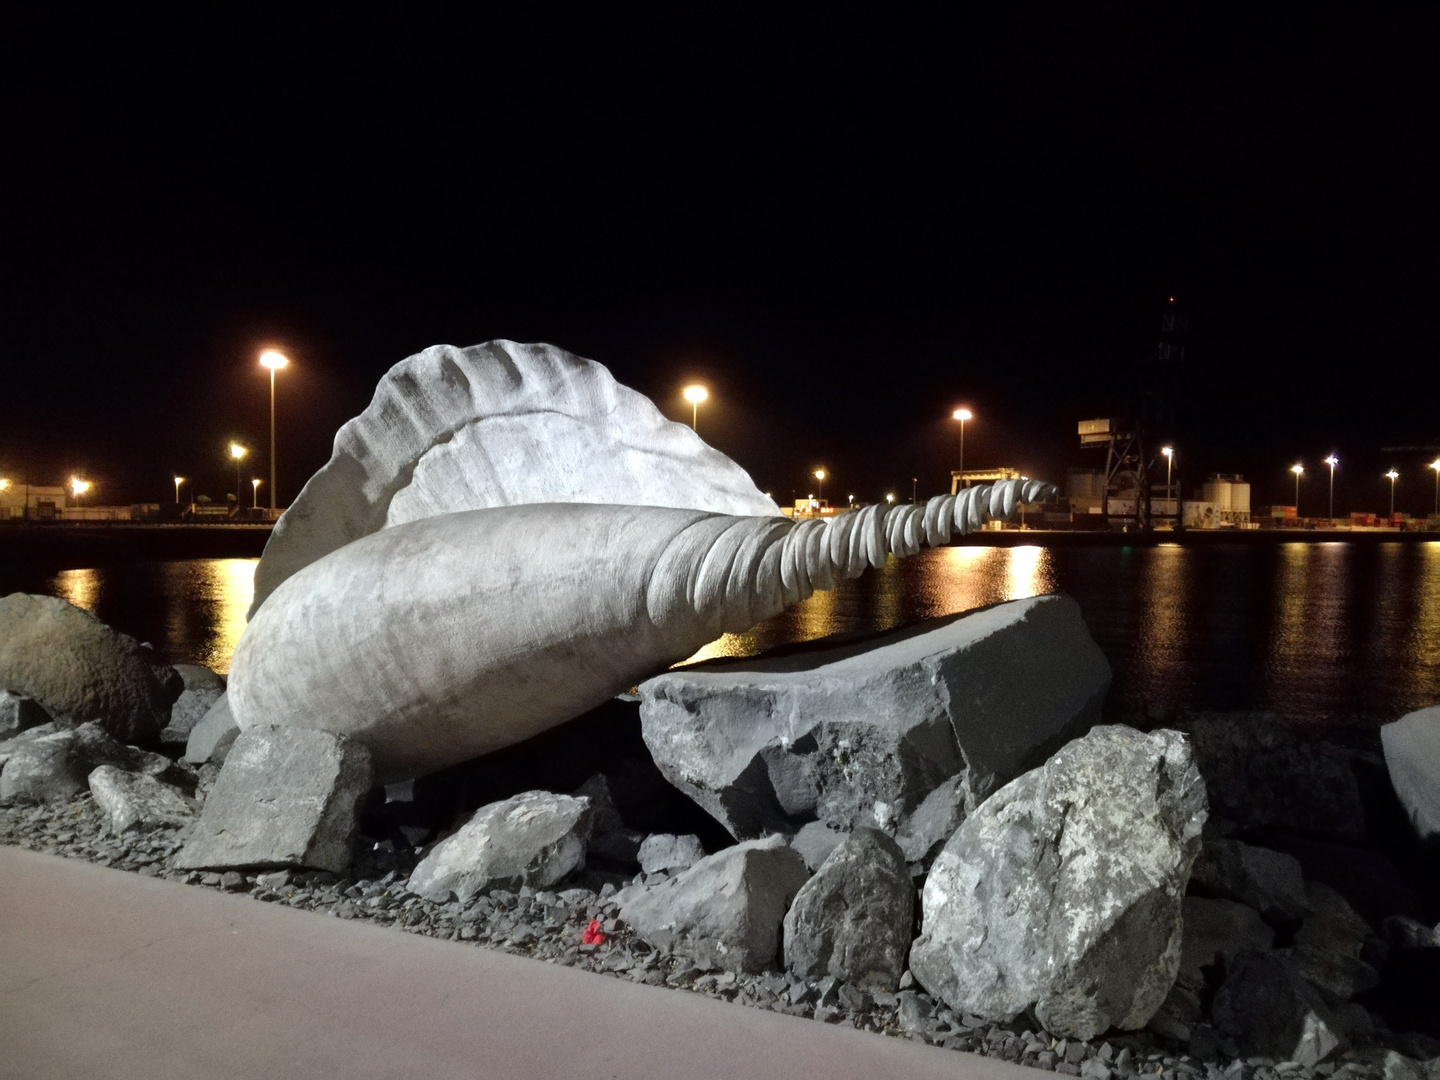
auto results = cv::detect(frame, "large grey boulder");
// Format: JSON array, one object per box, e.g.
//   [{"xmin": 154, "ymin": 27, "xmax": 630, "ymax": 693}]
[
  {"xmin": 1380, "ymin": 706, "xmax": 1440, "ymax": 841},
  {"xmin": 0, "ymin": 689, "xmax": 50, "ymax": 740},
  {"xmin": 1149, "ymin": 896, "xmax": 1276, "ymax": 1037},
  {"xmin": 0, "ymin": 593, "xmax": 179, "ymax": 744},
  {"xmin": 88, "ymin": 765, "xmax": 195, "ymax": 833},
  {"xmin": 571, "ymin": 774, "xmax": 642, "ymax": 867},
  {"xmin": 1286, "ymin": 881, "xmax": 1380, "ymax": 1004},
  {"xmin": 616, "ymin": 835, "xmax": 811, "ymax": 973},
  {"xmin": 1189, "ymin": 838, "xmax": 1311, "ymax": 923},
  {"xmin": 909, "ymin": 725, "xmax": 1207, "ymax": 1040},
  {"xmin": 1212, "ymin": 951, "xmax": 1345, "ymax": 1067},
  {"xmin": 160, "ymin": 665, "xmax": 227, "ymax": 746},
  {"xmin": 638, "ymin": 595, "xmax": 1109, "ymax": 841},
  {"xmin": 407, "ymin": 791, "xmax": 593, "ymax": 902},
  {"xmin": 183, "ymin": 693, "xmax": 239, "ymax": 765},
  {"xmin": 637, "ymin": 833, "xmax": 706, "ymax": 876},
  {"xmin": 782, "ymin": 827, "xmax": 914, "ymax": 991},
  {"xmin": 0, "ymin": 721, "xmax": 184, "ymax": 803},
  {"xmin": 174, "ymin": 726, "xmax": 373, "ymax": 873},
  {"xmin": 790, "ymin": 821, "xmax": 846, "ymax": 871}
]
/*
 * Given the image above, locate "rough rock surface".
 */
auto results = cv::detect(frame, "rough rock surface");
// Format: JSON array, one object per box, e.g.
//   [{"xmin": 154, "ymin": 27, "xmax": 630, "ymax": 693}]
[
  {"xmin": 783, "ymin": 827, "xmax": 914, "ymax": 991},
  {"xmin": 160, "ymin": 665, "xmax": 227, "ymax": 746},
  {"xmin": 571, "ymin": 774, "xmax": 642, "ymax": 867},
  {"xmin": 893, "ymin": 774, "xmax": 968, "ymax": 866},
  {"xmin": 790, "ymin": 821, "xmax": 845, "ymax": 871},
  {"xmin": 183, "ymin": 693, "xmax": 239, "ymax": 765},
  {"xmin": 1212, "ymin": 951, "xmax": 1345, "ymax": 1067},
  {"xmin": 0, "ymin": 721, "xmax": 182, "ymax": 804},
  {"xmin": 1287, "ymin": 881, "xmax": 1380, "ymax": 1004},
  {"xmin": 87, "ymin": 765, "xmax": 194, "ymax": 833},
  {"xmin": 616, "ymin": 834, "xmax": 811, "ymax": 973},
  {"xmin": 637, "ymin": 833, "xmax": 705, "ymax": 875},
  {"xmin": 1189, "ymin": 838, "xmax": 1312, "ymax": 923},
  {"xmin": 408, "ymin": 791, "xmax": 593, "ymax": 902},
  {"xmin": 639, "ymin": 595, "xmax": 1109, "ymax": 840},
  {"xmin": 1380, "ymin": 706, "xmax": 1440, "ymax": 841},
  {"xmin": 175, "ymin": 726, "xmax": 373, "ymax": 873},
  {"xmin": 1151, "ymin": 895, "xmax": 1277, "ymax": 1037},
  {"xmin": 909, "ymin": 725, "xmax": 1207, "ymax": 1040},
  {"xmin": 0, "ymin": 689, "xmax": 50, "ymax": 740},
  {"xmin": 0, "ymin": 594, "xmax": 180, "ymax": 743}
]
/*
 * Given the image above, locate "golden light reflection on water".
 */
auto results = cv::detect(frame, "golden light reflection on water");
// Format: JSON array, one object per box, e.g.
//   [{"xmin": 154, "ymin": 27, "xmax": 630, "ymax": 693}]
[
  {"xmin": 157, "ymin": 558, "xmax": 256, "ymax": 673},
  {"xmin": 52, "ymin": 568, "xmax": 102, "ymax": 613},
  {"xmin": 679, "ymin": 546, "xmax": 1057, "ymax": 666}
]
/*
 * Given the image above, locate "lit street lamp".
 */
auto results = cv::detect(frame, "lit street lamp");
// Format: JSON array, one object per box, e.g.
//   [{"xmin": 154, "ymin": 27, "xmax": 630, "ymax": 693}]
[
  {"xmin": 683, "ymin": 385, "xmax": 708, "ymax": 431},
  {"xmin": 1430, "ymin": 459, "xmax": 1440, "ymax": 517},
  {"xmin": 911, "ymin": 477, "xmax": 918, "ymax": 504},
  {"xmin": 69, "ymin": 477, "xmax": 91, "ymax": 506},
  {"xmin": 229, "ymin": 443, "xmax": 247, "ymax": 508},
  {"xmin": 1325, "ymin": 455, "xmax": 1338, "ymax": 520},
  {"xmin": 259, "ymin": 350, "xmax": 289, "ymax": 512},
  {"xmin": 252, "ymin": 478, "xmax": 262, "ymax": 509},
  {"xmin": 814, "ymin": 469, "xmax": 826, "ymax": 504},
  {"xmin": 1386, "ymin": 469, "xmax": 1399, "ymax": 520},
  {"xmin": 952, "ymin": 408, "xmax": 973, "ymax": 479},
  {"xmin": 173, "ymin": 476, "xmax": 185, "ymax": 504},
  {"xmin": 1290, "ymin": 464, "xmax": 1304, "ymax": 516},
  {"xmin": 885, "ymin": 493, "xmax": 895, "ymax": 505},
  {"xmin": 1161, "ymin": 446, "xmax": 1174, "ymax": 495}
]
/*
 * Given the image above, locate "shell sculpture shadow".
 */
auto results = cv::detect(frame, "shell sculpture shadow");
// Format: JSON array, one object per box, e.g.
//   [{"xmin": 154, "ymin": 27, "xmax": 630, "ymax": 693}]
[{"xmin": 230, "ymin": 341, "xmax": 1057, "ymax": 782}]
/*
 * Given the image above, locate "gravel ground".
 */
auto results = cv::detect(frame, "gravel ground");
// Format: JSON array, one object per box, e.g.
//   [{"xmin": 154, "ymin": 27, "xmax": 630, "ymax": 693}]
[{"xmin": 0, "ymin": 791, "xmax": 1431, "ymax": 1080}]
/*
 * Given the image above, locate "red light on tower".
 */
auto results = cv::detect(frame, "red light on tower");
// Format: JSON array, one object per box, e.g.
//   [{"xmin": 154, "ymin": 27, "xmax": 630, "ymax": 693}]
[{"xmin": 1168, "ymin": 296, "xmax": 1175, "ymax": 303}]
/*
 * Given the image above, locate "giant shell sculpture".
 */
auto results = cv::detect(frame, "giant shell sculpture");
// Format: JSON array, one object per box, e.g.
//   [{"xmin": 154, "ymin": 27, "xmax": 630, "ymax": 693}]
[{"xmin": 230, "ymin": 341, "xmax": 1056, "ymax": 782}]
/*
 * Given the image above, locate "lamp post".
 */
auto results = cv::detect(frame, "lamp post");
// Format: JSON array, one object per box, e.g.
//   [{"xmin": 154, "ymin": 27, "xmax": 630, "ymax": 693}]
[
  {"xmin": 885, "ymin": 493, "xmax": 895, "ymax": 505},
  {"xmin": 1325, "ymin": 456, "xmax": 1338, "ymax": 521},
  {"xmin": 1291, "ymin": 464, "xmax": 1304, "ymax": 517},
  {"xmin": 229, "ymin": 443, "xmax": 247, "ymax": 509},
  {"xmin": 259, "ymin": 351, "xmax": 289, "ymax": 512},
  {"xmin": 683, "ymin": 385, "xmax": 708, "ymax": 431},
  {"xmin": 251, "ymin": 478, "xmax": 261, "ymax": 509},
  {"xmin": 952, "ymin": 408, "xmax": 973, "ymax": 481},
  {"xmin": 1386, "ymin": 469, "xmax": 1399, "ymax": 520},
  {"xmin": 1161, "ymin": 446, "xmax": 1174, "ymax": 515},
  {"xmin": 69, "ymin": 477, "xmax": 91, "ymax": 507},
  {"xmin": 1430, "ymin": 459, "xmax": 1440, "ymax": 518},
  {"xmin": 173, "ymin": 476, "xmax": 184, "ymax": 504},
  {"xmin": 814, "ymin": 469, "xmax": 826, "ymax": 505},
  {"xmin": 912, "ymin": 477, "xmax": 918, "ymax": 504}
]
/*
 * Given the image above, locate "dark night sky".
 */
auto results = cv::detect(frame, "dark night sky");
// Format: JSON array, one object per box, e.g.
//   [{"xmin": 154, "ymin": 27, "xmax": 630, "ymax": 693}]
[{"xmin": 3, "ymin": 9, "xmax": 1438, "ymax": 515}]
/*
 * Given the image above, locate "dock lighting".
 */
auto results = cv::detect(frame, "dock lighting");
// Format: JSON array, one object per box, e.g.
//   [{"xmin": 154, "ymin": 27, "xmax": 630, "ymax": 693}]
[
  {"xmin": 0, "ymin": 478, "xmax": 8, "ymax": 492},
  {"xmin": 69, "ymin": 477, "xmax": 91, "ymax": 502},
  {"xmin": 847, "ymin": 494, "xmax": 854, "ymax": 507},
  {"xmin": 259, "ymin": 350, "xmax": 289, "ymax": 511},
  {"xmin": 1325, "ymin": 456, "xmax": 1339, "ymax": 519},
  {"xmin": 1161, "ymin": 447, "xmax": 1175, "ymax": 498},
  {"xmin": 682, "ymin": 385, "xmax": 708, "ymax": 431},
  {"xmin": 173, "ymin": 476, "xmax": 185, "ymax": 504},
  {"xmin": 251, "ymin": 478, "xmax": 262, "ymax": 508},
  {"xmin": 952, "ymin": 408, "xmax": 973, "ymax": 478},
  {"xmin": 813, "ymin": 469, "xmax": 826, "ymax": 503},
  {"xmin": 886, "ymin": 493, "xmax": 895, "ymax": 505},
  {"xmin": 1430, "ymin": 460, "xmax": 1440, "ymax": 517},
  {"xmin": 1290, "ymin": 464, "xmax": 1304, "ymax": 514},
  {"xmin": 1386, "ymin": 469, "xmax": 1400, "ymax": 518},
  {"xmin": 230, "ymin": 443, "xmax": 248, "ymax": 506}
]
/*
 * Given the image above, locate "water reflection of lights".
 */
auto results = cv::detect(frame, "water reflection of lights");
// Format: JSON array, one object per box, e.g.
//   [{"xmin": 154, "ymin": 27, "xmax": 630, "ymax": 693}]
[
  {"xmin": 52, "ymin": 568, "xmax": 101, "ymax": 613},
  {"xmin": 160, "ymin": 558, "xmax": 256, "ymax": 673},
  {"xmin": 1412, "ymin": 543, "xmax": 1440, "ymax": 679},
  {"xmin": 1131, "ymin": 544, "xmax": 1189, "ymax": 715}
]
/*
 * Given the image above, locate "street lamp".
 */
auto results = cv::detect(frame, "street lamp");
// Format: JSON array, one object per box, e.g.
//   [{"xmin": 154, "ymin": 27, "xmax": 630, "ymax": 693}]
[
  {"xmin": 259, "ymin": 350, "xmax": 289, "ymax": 512},
  {"xmin": 1161, "ymin": 446, "xmax": 1174, "ymax": 497},
  {"xmin": 885, "ymin": 493, "xmax": 895, "ymax": 505},
  {"xmin": 251, "ymin": 478, "xmax": 261, "ymax": 509},
  {"xmin": 229, "ymin": 443, "xmax": 247, "ymax": 508},
  {"xmin": 173, "ymin": 476, "xmax": 185, "ymax": 504},
  {"xmin": 683, "ymin": 385, "xmax": 708, "ymax": 431},
  {"xmin": 1386, "ymin": 469, "xmax": 1399, "ymax": 520},
  {"xmin": 1290, "ymin": 464, "xmax": 1304, "ymax": 517},
  {"xmin": 69, "ymin": 477, "xmax": 91, "ymax": 506},
  {"xmin": 952, "ymin": 408, "xmax": 973, "ymax": 480},
  {"xmin": 912, "ymin": 477, "xmax": 918, "ymax": 504},
  {"xmin": 1325, "ymin": 456, "xmax": 1338, "ymax": 521},
  {"xmin": 814, "ymin": 469, "xmax": 826, "ymax": 504},
  {"xmin": 1430, "ymin": 459, "xmax": 1440, "ymax": 518}
]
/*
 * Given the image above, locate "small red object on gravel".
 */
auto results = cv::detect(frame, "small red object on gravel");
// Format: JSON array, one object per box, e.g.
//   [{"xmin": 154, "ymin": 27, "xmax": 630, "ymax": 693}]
[{"xmin": 581, "ymin": 919, "xmax": 606, "ymax": 945}]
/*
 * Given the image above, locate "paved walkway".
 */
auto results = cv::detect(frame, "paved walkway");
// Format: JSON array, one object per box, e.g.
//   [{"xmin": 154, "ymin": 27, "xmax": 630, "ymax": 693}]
[{"xmin": 0, "ymin": 846, "xmax": 1033, "ymax": 1080}]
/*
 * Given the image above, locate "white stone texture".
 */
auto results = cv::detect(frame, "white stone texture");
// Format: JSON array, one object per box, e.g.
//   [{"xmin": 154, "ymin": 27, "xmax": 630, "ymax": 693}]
[
  {"xmin": 0, "ymin": 689, "xmax": 50, "ymax": 740},
  {"xmin": 407, "ymin": 791, "xmax": 593, "ymax": 902},
  {"xmin": 160, "ymin": 664, "xmax": 226, "ymax": 746},
  {"xmin": 183, "ymin": 693, "xmax": 239, "ymax": 765},
  {"xmin": 175, "ymin": 726, "xmax": 373, "ymax": 873},
  {"xmin": 0, "ymin": 721, "xmax": 181, "ymax": 804},
  {"xmin": 637, "ymin": 833, "xmax": 706, "ymax": 875},
  {"xmin": 639, "ymin": 595, "xmax": 1108, "ymax": 840},
  {"xmin": 909, "ymin": 725, "xmax": 1207, "ymax": 1040},
  {"xmin": 229, "ymin": 341, "xmax": 1057, "ymax": 784},
  {"xmin": 616, "ymin": 835, "xmax": 811, "ymax": 974},
  {"xmin": 1189, "ymin": 838, "xmax": 1312, "ymax": 923},
  {"xmin": 87, "ymin": 764, "xmax": 195, "ymax": 833},
  {"xmin": 1380, "ymin": 705, "xmax": 1440, "ymax": 841},
  {"xmin": 0, "ymin": 594, "xmax": 179, "ymax": 743},
  {"xmin": 782, "ymin": 827, "xmax": 914, "ymax": 991}
]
